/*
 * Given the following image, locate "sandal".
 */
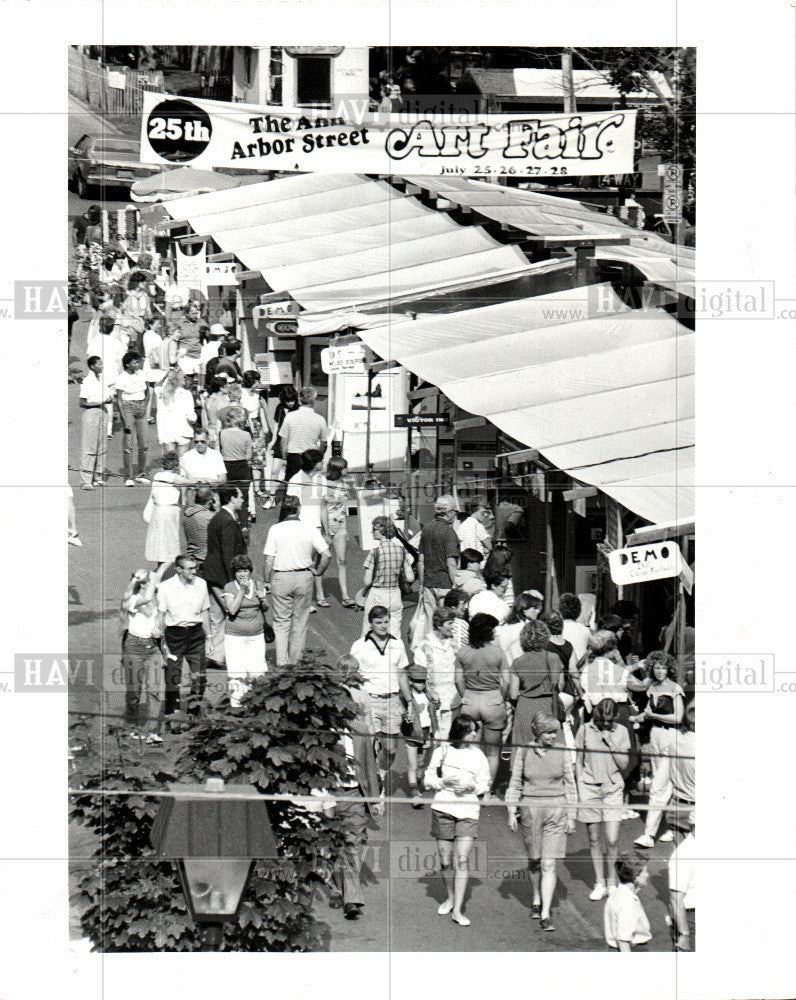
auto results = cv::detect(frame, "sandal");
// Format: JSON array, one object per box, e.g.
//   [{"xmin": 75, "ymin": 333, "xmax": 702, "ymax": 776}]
[
  {"xmin": 316, "ymin": 599, "xmax": 330, "ymax": 608},
  {"xmin": 341, "ymin": 599, "xmax": 357, "ymax": 608}
]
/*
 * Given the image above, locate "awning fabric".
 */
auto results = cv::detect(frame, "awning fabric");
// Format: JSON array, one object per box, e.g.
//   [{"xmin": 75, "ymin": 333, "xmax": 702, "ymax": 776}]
[
  {"xmin": 287, "ymin": 243, "xmax": 530, "ymax": 312},
  {"xmin": 401, "ymin": 175, "xmax": 695, "ymax": 296},
  {"xmin": 130, "ymin": 167, "xmax": 253, "ymax": 203},
  {"xmin": 355, "ymin": 285, "xmax": 694, "ymax": 526}
]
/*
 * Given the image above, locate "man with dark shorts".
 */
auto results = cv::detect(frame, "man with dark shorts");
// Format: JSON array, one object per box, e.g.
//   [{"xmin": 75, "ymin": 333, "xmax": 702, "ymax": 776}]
[{"xmin": 157, "ymin": 554, "xmax": 210, "ymax": 719}]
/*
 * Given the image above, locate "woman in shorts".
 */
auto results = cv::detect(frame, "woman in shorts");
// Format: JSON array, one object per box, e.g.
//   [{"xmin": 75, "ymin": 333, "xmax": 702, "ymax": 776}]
[
  {"xmin": 454, "ymin": 613, "xmax": 510, "ymax": 789},
  {"xmin": 424, "ymin": 714, "xmax": 490, "ymax": 927},
  {"xmin": 506, "ymin": 712, "xmax": 577, "ymax": 932},
  {"xmin": 319, "ymin": 456, "xmax": 355, "ymax": 608},
  {"xmin": 575, "ymin": 697, "xmax": 631, "ymax": 900}
]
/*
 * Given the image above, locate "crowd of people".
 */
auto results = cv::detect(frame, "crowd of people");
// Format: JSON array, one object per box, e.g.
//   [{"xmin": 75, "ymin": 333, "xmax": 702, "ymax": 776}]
[
  {"xmin": 327, "ymin": 498, "xmax": 695, "ymax": 944},
  {"xmin": 71, "ymin": 233, "xmax": 695, "ymax": 950}
]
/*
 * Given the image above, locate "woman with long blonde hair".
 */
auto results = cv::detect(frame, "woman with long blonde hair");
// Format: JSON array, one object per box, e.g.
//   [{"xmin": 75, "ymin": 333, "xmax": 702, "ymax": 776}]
[{"xmin": 155, "ymin": 367, "xmax": 196, "ymax": 457}]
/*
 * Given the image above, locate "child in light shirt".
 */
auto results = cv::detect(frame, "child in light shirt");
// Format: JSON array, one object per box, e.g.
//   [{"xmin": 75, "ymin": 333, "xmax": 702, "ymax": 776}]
[{"xmin": 604, "ymin": 852, "xmax": 652, "ymax": 951}]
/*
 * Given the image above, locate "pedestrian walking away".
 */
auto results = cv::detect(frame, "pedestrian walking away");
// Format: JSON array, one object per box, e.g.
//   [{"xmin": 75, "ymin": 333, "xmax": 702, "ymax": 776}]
[{"xmin": 262, "ymin": 495, "xmax": 330, "ymax": 666}]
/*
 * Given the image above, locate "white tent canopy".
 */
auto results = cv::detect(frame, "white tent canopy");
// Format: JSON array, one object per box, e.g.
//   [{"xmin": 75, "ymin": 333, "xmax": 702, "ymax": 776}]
[{"xmin": 356, "ymin": 285, "xmax": 694, "ymax": 526}]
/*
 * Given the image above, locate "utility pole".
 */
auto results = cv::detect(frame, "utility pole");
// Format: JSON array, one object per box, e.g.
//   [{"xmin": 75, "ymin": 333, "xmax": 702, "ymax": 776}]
[{"xmin": 561, "ymin": 49, "xmax": 576, "ymax": 113}]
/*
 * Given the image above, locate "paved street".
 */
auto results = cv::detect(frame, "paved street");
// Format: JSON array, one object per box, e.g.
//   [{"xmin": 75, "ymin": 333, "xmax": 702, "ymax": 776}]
[{"xmin": 67, "ymin": 303, "xmax": 679, "ymax": 952}]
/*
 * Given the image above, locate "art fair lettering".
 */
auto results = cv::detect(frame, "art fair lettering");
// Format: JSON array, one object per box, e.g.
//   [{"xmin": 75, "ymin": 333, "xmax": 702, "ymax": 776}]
[{"xmin": 386, "ymin": 114, "xmax": 626, "ymax": 162}]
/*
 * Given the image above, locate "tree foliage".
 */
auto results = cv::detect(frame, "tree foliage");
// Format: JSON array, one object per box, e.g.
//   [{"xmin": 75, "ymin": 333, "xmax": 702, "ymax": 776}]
[{"xmin": 70, "ymin": 651, "xmax": 362, "ymax": 952}]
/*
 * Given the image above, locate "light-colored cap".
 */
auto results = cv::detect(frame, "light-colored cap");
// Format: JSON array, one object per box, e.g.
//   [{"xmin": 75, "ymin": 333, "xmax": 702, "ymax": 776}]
[
  {"xmin": 434, "ymin": 494, "xmax": 457, "ymax": 513},
  {"xmin": 209, "ymin": 323, "xmax": 227, "ymax": 338}
]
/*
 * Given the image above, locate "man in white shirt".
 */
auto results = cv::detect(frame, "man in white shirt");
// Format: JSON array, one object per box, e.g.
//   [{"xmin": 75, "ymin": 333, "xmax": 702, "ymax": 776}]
[
  {"xmin": 180, "ymin": 430, "xmax": 227, "ymax": 490},
  {"xmin": 560, "ymin": 593, "xmax": 591, "ymax": 663},
  {"xmin": 79, "ymin": 356, "xmax": 114, "ymax": 489},
  {"xmin": 262, "ymin": 495, "xmax": 330, "ymax": 666},
  {"xmin": 87, "ymin": 314, "xmax": 125, "ymax": 437},
  {"xmin": 286, "ymin": 449, "xmax": 325, "ymax": 529},
  {"xmin": 350, "ymin": 605, "xmax": 411, "ymax": 789},
  {"xmin": 456, "ymin": 499, "xmax": 493, "ymax": 557},
  {"xmin": 86, "ymin": 315, "xmax": 124, "ymax": 384},
  {"xmin": 157, "ymin": 554, "xmax": 211, "ymax": 718},
  {"xmin": 468, "ymin": 570, "xmax": 511, "ymax": 623},
  {"xmin": 279, "ymin": 386, "xmax": 328, "ymax": 482}
]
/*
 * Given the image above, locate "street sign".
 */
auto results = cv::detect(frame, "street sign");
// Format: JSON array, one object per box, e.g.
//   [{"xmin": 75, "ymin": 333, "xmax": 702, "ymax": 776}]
[
  {"xmin": 661, "ymin": 163, "xmax": 684, "ymax": 224},
  {"xmin": 321, "ymin": 342, "xmax": 367, "ymax": 375},
  {"xmin": 394, "ymin": 413, "xmax": 451, "ymax": 428},
  {"xmin": 608, "ymin": 540, "xmax": 683, "ymax": 585}
]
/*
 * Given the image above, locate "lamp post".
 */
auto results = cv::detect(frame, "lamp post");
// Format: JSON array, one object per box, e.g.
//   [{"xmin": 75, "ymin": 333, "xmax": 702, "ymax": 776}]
[{"xmin": 150, "ymin": 778, "xmax": 278, "ymax": 950}]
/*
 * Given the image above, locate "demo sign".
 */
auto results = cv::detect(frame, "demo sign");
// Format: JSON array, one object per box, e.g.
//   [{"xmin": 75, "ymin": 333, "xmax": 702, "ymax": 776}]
[{"xmin": 608, "ymin": 541, "xmax": 683, "ymax": 585}]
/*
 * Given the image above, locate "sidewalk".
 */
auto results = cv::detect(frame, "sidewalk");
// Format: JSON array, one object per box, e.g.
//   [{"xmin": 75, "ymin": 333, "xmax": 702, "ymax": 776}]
[{"xmin": 68, "ymin": 91, "xmax": 138, "ymax": 139}]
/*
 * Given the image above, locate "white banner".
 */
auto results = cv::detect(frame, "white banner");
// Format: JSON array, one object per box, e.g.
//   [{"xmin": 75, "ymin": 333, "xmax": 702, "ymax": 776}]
[
  {"xmin": 203, "ymin": 261, "xmax": 237, "ymax": 286},
  {"xmin": 174, "ymin": 241, "xmax": 206, "ymax": 292},
  {"xmin": 139, "ymin": 93, "xmax": 637, "ymax": 178}
]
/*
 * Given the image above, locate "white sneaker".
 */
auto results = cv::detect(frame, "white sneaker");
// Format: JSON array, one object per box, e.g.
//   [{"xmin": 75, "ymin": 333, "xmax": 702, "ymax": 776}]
[
  {"xmin": 451, "ymin": 913, "xmax": 471, "ymax": 926},
  {"xmin": 634, "ymin": 833, "xmax": 655, "ymax": 849},
  {"xmin": 437, "ymin": 899, "xmax": 454, "ymax": 916},
  {"xmin": 658, "ymin": 829, "xmax": 675, "ymax": 843},
  {"xmin": 125, "ymin": 480, "xmax": 136, "ymax": 487},
  {"xmin": 589, "ymin": 884, "xmax": 607, "ymax": 901},
  {"xmin": 68, "ymin": 532, "xmax": 83, "ymax": 547}
]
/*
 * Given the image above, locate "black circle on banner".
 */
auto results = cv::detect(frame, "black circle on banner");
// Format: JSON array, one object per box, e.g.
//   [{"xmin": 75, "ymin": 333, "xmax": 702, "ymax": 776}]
[{"xmin": 146, "ymin": 99, "xmax": 213, "ymax": 163}]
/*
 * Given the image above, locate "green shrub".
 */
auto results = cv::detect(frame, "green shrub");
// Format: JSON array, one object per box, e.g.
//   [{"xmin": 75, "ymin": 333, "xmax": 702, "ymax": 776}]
[{"xmin": 70, "ymin": 651, "xmax": 361, "ymax": 951}]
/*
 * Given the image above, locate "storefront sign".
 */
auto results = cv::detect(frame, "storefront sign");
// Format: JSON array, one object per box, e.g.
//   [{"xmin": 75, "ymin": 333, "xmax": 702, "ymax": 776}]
[
  {"xmin": 140, "ymin": 92, "xmax": 637, "ymax": 177},
  {"xmin": 608, "ymin": 541, "xmax": 683, "ymax": 585},
  {"xmin": 321, "ymin": 342, "xmax": 367, "ymax": 374},
  {"xmin": 394, "ymin": 412, "xmax": 450, "ymax": 428},
  {"xmin": 253, "ymin": 353, "xmax": 293, "ymax": 385}
]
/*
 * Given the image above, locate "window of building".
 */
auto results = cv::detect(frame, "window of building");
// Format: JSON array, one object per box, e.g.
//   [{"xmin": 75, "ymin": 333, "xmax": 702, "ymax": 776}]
[
  {"xmin": 295, "ymin": 55, "xmax": 331, "ymax": 106},
  {"xmin": 268, "ymin": 46, "xmax": 283, "ymax": 105}
]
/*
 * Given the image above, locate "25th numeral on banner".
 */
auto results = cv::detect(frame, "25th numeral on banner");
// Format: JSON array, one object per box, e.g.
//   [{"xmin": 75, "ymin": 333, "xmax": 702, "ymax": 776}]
[{"xmin": 148, "ymin": 118, "xmax": 210, "ymax": 143}]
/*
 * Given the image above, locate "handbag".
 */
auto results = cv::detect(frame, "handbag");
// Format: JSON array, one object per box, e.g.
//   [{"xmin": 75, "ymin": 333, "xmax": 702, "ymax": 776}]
[
  {"xmin": 548, "ymin": 653, "xmax": 567, "ymax": 722},
  {"xmin": 256, "ymin": 593, "xmax": 275, "ymax": 644},
  {"xmin": 394, "ymin": 529, "xmax": 417, "ymax": 599}
]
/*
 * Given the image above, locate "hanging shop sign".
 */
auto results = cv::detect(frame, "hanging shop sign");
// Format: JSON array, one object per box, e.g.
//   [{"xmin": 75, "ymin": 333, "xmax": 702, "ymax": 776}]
[
  {"xmin": 608, "ymin": 540, "xmax": 684, "ymax": 585},
  {"xmin": 321, "ymin": 342, "xmax": 367, "ymax": 375},
  {"xmin": 203, "ymin": 261, "xmax": 238, "ymax": 286},
  {"xmin": 140, "ymin": 92, "xmax": 637, "ymax": 177},
  {"xmin": 252, "ymin": 300, "xmax": 300, "ymax": 328}
]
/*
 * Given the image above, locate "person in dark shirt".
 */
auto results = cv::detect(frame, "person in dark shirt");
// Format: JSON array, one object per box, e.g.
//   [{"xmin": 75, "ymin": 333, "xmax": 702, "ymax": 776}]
[{"xmin": 418, "ymin": 495, "xmax": 461, "ymax": 620}]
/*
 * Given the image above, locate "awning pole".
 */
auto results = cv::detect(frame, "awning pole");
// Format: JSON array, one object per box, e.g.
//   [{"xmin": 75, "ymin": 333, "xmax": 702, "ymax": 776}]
[{"xmin": 365, "ymin": 366, "xmax": 373, "ymax": 475}]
